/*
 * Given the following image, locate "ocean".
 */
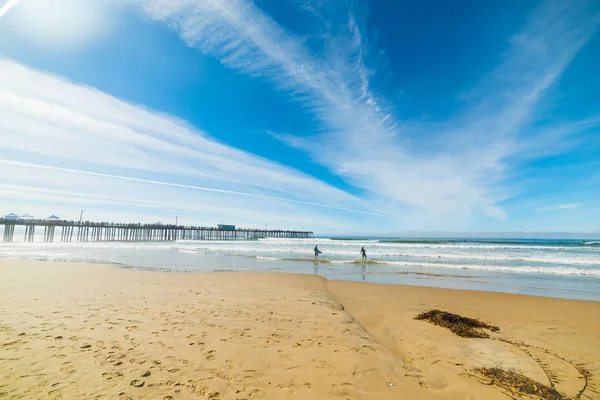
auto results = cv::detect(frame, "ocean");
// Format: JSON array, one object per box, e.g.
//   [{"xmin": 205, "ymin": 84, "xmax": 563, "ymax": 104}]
[{"xmin": 1, "ymin": 234, "xmax": 599, "ymax": 301}]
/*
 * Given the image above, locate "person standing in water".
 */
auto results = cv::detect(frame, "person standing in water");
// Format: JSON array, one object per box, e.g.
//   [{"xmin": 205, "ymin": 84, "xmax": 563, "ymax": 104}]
[
  {"xmin": 360, "ymin": 247, "xmax": 367, "ymax": 259},
  {"xmin": 314, "ymin": 245, "xmax": 320, "ymax": 258}
]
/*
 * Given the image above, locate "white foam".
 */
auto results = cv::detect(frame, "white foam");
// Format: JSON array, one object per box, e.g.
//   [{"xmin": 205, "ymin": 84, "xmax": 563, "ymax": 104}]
[
  {"xmin": 256, "ymin": 256, "xmax": 280, "ymax": 261},
  {"xmin": 377, "ymin": 260, "xmax": 600, "ymax": 277},
  {"xmin": 169, "ymin": 242, "xmax": 600, "ymax": 267},
  {"xmin": 2, "ymin": 237, "xmax": 599, "ymax": 278}
]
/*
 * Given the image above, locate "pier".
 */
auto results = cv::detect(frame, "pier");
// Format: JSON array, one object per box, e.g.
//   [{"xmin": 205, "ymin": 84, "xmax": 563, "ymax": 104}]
[{"xmin": 0, "ymin": 219, "xmax": 313, "ymax": 243}]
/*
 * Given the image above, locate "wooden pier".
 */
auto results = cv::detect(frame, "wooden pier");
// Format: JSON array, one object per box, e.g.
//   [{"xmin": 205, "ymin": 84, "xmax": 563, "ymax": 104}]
[{"xmin": 0, "ymin": 219, "xmax": 313, "ymax": 243}]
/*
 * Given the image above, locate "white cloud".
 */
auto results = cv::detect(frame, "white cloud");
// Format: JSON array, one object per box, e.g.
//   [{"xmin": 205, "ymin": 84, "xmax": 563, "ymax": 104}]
[
  {"xmin": 119, "ymin": 0, "xmax": 599, "ymax": 228},
  {"xmin": 534, "ymin": 203, "xmax": 583, "ymax": 212},
  {"xmin": 2, "ymin": 0, "xmax": 597, "ymax": 231},
  {"xmin": 558, "ymin": 204, "xmax": 582, "ymax": 209},
  {"xmin": 0, "ymin": 59, "xmax": 384, "ymax": 231},
  {"xmin": 0, "ymin": 159, "xmax": 384, "ymax": 217}
]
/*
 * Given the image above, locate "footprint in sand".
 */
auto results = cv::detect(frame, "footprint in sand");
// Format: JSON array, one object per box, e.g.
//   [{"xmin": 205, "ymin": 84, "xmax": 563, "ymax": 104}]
[
  {"xmin": 205, "ymin": 350, "xmax": 216, "ymax": 361},
  {"xmin": 60, "ymin": 362, "xmax": 76, "ymax": 375},
  {"xmin": 167, "ymin": 368, "xmax": 180, "ymax": 373},
  {"xmin": 130, "ymin": 380, "xmax": 145, "ymax": 387},
  {"xmin": 239, "ymin": 388, "xmax": 261, "ymax": 398},
  {"xmin": 101, "ymin": 354, "xmax": 126, "ymax": 366},
  {"xmin": 244, "ymin": 370, "xmax": 258, "ymax": 379},
  {"xmin": 215, "ymin": 371, "xmax": 231, "ymax": 381},
  {"xmin": 126, "ymin": 326, "xmax": 138, "ymax": 332},
  {"xmin": 102, "ymin": 371, "xmax": 124, "ymax": 380}
]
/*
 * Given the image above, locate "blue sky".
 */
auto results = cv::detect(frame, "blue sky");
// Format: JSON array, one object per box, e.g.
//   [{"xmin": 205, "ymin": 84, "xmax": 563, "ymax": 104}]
[{"xmin": 0, "ymin": 0, "xmax": 599, "ymax": 234}]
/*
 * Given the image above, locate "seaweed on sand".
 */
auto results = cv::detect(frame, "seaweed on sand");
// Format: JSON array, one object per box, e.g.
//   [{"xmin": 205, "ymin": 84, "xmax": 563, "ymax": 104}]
[
  {"xmin": 414, "ymin": 309, "xmax": 499, "ymax": 338},
  {"xmin": 415, "ymin": 310, "xmax": 590, "ymax": 399},
  {"xmin": 474, "ymin": 367, "xmax": 565, "ymax": 400}
]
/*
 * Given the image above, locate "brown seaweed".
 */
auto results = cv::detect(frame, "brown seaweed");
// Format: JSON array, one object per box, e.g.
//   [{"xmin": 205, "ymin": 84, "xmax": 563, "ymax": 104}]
[
  {"xmin": 414, "ymin": 309, "xmax": 499, "ymax": 338},
  {"xmin": 474, "ymin": 367, "xmax": 565, "ymax": 399}
]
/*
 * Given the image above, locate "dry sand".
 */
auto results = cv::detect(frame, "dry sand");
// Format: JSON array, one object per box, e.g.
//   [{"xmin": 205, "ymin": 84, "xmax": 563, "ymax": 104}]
[{"xmin": 0, "ymin": 260, "xmax": 598, "ymax": 399}]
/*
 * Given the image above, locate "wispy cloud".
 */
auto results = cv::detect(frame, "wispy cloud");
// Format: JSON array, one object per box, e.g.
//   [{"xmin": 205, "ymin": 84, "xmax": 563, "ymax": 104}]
[
  {"xmin": 534, "ymin": 203, "xmax": 584, "ymax": 212},
  {"xmin": 0, "ymin": 59, "xmax": 381, "ymax": 230},
  {"xmin": 0, "ymin": 159, "xmax": 384, "ymax": 217},
  {"xmin": 120, "ymin": 0, "xmax": 600, "ymax": 228},
  {"xmin": 0, "ymin": 182, "xmax": 349, "ymax": 228},
  {"xmin": 3, "ymin": 0, "xmax": 598, "ymax": 230}
]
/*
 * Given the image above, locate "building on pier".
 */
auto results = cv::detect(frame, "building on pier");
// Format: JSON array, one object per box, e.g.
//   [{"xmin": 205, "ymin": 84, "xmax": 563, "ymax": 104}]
[
  {"xmin": 218, "ymin": 224, "xmax": 235, "ymax": 231},
  {"xmin": 3, "ymin": 213, "xmax": 18, "ymax": 221}
]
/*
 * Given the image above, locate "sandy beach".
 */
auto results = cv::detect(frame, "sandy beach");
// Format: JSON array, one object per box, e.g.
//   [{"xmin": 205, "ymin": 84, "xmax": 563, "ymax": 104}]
[{"xmin": 1, "ymin": 260, "xmax": 599, "ymax": 399}]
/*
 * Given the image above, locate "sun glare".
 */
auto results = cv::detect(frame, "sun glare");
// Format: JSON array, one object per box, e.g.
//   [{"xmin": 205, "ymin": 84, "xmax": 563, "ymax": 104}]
[
  {"xmin": 2, "ymin": 0, "xmax": 110, "ymax": 51},
  {"xmin": 0, "ymin": 0, "xmax": 24, "ymax": 19}
]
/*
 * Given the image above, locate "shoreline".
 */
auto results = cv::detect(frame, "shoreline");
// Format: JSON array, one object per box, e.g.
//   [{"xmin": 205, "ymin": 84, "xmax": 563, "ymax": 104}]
[
  {"xmin": 1, "ymin": 260, "xmax": 599, "ymax": 399},
  {"xmin": 2, "ymin": 254, "xmax": 599, "ymax": 302}
]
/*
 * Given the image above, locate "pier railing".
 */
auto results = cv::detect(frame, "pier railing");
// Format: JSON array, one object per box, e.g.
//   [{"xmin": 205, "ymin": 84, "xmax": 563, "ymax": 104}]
[{"xmin": 0, "ymin": 219, "xmax": 313, "ymax": 243}]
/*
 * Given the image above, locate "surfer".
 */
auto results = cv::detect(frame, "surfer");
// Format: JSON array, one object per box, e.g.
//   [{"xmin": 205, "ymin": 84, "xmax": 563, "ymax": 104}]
[
  {"xmin": 360, "ymin": 247, "xmax": 367, "ymax": 259},
  {"xmin": 314, "ymin": 245, "xmax": 321, "ymax": 258}
]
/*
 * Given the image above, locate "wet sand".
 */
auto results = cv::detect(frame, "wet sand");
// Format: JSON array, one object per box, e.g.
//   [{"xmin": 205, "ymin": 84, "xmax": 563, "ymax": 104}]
[{"xmin": 0, "ymin": 260, "xmax": 599, "ymax": 399}]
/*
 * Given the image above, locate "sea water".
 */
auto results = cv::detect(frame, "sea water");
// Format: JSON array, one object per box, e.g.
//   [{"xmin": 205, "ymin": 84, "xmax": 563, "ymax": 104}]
[{"xmin": 0, "ymin": 234, "xmax": 599, "ymax": 301}]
